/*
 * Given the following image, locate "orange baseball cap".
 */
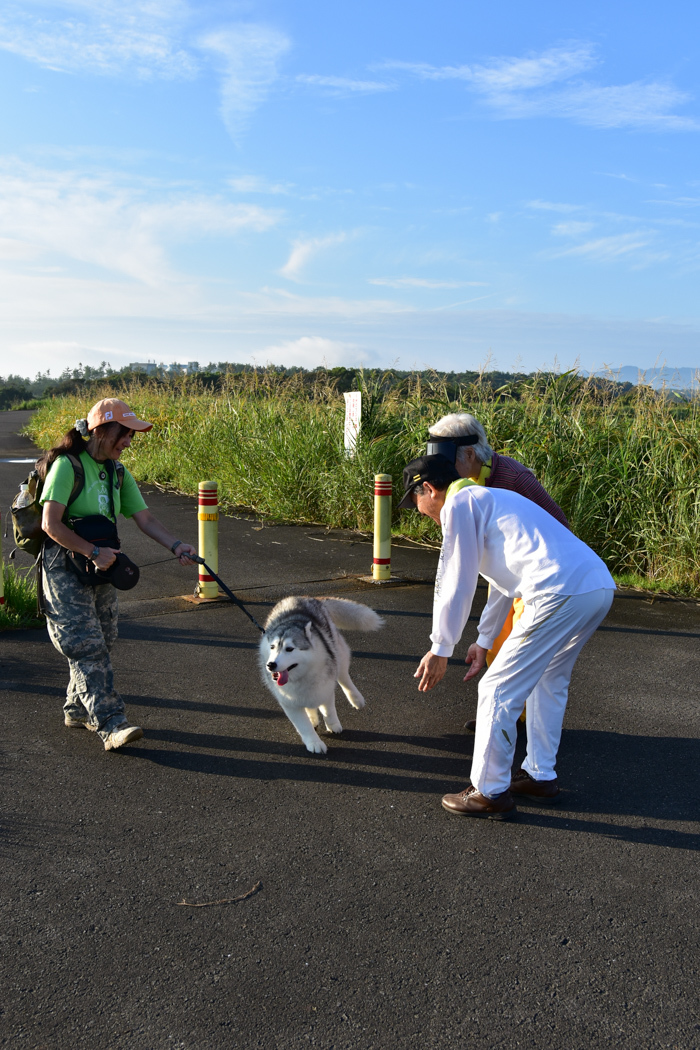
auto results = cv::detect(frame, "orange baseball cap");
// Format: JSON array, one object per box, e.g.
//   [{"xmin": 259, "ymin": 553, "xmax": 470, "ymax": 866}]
[{"xmin": 87, "ymin": 398, "xmax": 153, "ymax": 432}]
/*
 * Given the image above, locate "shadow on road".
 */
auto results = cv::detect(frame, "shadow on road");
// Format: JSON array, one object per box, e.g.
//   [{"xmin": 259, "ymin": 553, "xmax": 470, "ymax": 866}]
[{"xmin": 115, "ymin": 718, "xmax": 700, "ymax": 851}]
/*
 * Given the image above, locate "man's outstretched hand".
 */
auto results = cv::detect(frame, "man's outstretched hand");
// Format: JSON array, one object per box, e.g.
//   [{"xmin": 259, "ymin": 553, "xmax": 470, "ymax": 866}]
[
  {"xmin": 464, "ymin": 643, "xmax": 487, "ymax": 681},
  {"xmin": 414, "ymin": 652, "xmax": 448, "ymax": 692}
]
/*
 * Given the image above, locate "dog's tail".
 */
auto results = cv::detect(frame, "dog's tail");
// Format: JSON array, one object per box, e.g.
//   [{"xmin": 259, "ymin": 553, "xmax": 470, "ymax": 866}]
[{"xmin": 321, "ymin": 598, "xmax": 384, "ymax": 632}]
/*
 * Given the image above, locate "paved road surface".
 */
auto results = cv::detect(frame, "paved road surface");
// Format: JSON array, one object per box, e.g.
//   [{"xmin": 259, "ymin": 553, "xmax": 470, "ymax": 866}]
[{"xmin": 1, "ymin": 410, "xmax": 698, "ymax": 1049}]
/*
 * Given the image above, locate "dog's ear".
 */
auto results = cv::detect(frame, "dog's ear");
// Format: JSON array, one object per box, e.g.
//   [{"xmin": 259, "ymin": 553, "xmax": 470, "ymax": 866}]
[{"xmin": 305, "ymin": 620, "xmax": 314, "ymax": 640}]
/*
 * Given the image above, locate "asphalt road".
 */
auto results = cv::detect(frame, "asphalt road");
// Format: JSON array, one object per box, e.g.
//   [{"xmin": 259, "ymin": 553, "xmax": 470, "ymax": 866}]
[{"xmin": 1, "ymin": 410, "xmax": 699, "ymax": 1050}]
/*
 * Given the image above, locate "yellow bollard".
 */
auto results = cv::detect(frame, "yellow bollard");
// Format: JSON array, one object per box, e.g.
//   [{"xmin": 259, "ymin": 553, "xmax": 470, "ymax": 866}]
[
  {"xmin": 197, "ymin": 480, "xmax": 219, "ymax": 599},
  {"xmin": 0, "ymin": 510, "xmax": 5, "ymax": 606},
  {"xmin": 372, "ymin": 474, "xmax": 392, "ymax": 581}
]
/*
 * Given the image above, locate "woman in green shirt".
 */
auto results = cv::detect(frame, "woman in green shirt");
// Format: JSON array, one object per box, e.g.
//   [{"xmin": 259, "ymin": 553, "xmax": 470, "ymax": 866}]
[{"xmin": 38, "ymin": 397, "xmax": 197, "ymax": 751}]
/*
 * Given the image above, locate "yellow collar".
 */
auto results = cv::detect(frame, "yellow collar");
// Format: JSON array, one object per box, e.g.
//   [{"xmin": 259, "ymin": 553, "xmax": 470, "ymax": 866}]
[
  {"xmin": 476, "ymin": 457, "xmax": 492, "ymax": 486},
  {"xmin": 445, "ymin": 477, "xmax": 477, "ymax": 501}
]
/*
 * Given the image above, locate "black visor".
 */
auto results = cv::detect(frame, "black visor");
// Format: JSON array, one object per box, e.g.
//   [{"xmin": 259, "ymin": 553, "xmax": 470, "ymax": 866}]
[{"xmin": 426, "ymin": 434, "xmax": 478, "ymax": 464}]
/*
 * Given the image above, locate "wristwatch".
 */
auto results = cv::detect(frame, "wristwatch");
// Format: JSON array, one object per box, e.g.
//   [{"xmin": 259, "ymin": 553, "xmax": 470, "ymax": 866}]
[{"xmin": 90, "ymin": 546, "xmax": 101, "ymax": 561}]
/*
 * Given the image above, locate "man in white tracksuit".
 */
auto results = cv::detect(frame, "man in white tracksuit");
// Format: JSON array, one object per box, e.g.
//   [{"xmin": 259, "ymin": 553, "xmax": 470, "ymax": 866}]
[{"xmin": 401, "ymin": 454, "xmax": 616, "ymax": 821}]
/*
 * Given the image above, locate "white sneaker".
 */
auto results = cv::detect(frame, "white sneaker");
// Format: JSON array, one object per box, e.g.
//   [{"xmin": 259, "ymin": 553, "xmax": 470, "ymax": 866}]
[{"xmin": 103, "ymin": 723, "xmax": 144, "ymax": 751}]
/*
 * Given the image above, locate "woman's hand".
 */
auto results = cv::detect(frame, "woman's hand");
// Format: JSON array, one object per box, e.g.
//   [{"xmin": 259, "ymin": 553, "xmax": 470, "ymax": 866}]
[
  {"xmin": 172, "ymin": 542, "xmax": 197, "ymax": 566},
  {"xmin": 93, "ymin": 547, "xmax": 119, "ymax": 571},
  {"xmin": 131, "ymin": 510, "xmax": 196, "ymax": 565}
]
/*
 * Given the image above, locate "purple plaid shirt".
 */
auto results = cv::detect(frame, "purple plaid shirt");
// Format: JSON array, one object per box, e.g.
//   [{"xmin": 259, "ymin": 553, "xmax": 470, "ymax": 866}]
[{"xmin": 486, "ymin": 451, "xmax": 570, "ymax": 529}]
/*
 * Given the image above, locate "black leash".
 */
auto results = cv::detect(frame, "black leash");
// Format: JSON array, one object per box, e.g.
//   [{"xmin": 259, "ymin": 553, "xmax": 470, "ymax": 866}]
[
  {"xmin": 191, "ymin": 555, "xmax": 266, "ymax": 634},
  {"xmin": 136, "ymin": 552, "xmax": 265, "ymax": 633}
]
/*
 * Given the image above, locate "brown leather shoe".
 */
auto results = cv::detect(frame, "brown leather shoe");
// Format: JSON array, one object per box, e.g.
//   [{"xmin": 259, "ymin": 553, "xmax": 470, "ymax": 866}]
[
  {"xmin": 441, "ymin": 785, "xmax": 516, "ymax": 820},
  {"xmin": 509, "ymin": 768, "xmax": 560, "ymax": 804}
]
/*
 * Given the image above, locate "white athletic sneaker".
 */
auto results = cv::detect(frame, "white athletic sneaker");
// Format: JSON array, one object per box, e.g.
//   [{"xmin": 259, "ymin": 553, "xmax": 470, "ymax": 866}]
[{"xmin": 103, "ymin": 723, "xmax": 144, "ymax": 751}]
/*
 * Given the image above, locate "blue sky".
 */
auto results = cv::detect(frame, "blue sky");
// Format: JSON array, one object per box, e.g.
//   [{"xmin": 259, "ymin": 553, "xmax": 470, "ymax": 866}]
[{"xmin": 0, "ymin": 0, "xmax": 698, "ymax": 378}]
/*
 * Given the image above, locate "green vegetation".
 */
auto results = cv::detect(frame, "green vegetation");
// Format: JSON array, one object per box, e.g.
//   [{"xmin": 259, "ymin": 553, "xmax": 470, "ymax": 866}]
[
  {"xmin": 25, "ymin": 368, "xmax": 700, "ymax": 595},
  {"xmin": 0, "ymin": 564, "xmax": 43, "ymax": 630}
]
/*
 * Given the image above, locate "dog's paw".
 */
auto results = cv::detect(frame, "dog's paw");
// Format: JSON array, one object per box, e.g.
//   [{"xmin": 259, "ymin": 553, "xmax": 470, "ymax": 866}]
[
  {"xmin": 303, "ymin": 735, "xmax": 328, "ymax": 755},
  {"xmin": 347, "ymin": 691, "xmax": 365, "ymax": 710},
  {"xmin": 324, "ymin": 719, "xmax": 343, "ymax": 735}
]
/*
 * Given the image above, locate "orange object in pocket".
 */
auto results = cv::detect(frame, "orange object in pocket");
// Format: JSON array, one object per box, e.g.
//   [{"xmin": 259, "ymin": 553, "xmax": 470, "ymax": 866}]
[{"xmin": 485, "ymin": 596, "xmax": 527, "ymax": 721}]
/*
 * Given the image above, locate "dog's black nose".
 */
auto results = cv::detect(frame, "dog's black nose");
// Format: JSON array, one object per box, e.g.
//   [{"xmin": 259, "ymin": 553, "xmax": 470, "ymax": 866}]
[{"xmin": 267, "ymin": 661, "xmax": 277, "ymax": 671}]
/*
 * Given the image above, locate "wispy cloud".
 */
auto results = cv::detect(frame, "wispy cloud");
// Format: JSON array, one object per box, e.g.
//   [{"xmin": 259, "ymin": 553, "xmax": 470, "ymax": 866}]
[
  {"xmin": 280, "ymin": 232, "xmax": 348, "ymax": 281},
  {"xmin": 527, "ymin": 199, "xmax": 583, "ymax": 213},
  {"xmin": 369, "ymin": 277, "xmax": 487, "ymax": 289},
  {"xmin": 257, "ymin": 335, "xmax": 370, "ymax": 368},
  {"xmin": 296, "ymin": 73, "xmax": 395, "ymax": 95},
  {"xmin": 198, "ymin": 25, "xmax": 290, "ymax": 141},
  {"xmin": 228, "ymin": 175, "xmax": 292, "ymax": 195},
  {"xmin": 385, "ymin": 45, "xmax": 595, "ymax": 91},
  {"xmin": 549, "ymin": 231, "xmax": 667, "ymax": 265},
  {"xmin": 0, "ymin": 158, "xmax": 280, "ymax": 285},
  {"xmin": 551, "ymin": 221, "xmax": 594, "ymax": 237},
  {"xmin": 385, "ymin": 44, "xmax": 698, "ymax": 131},
  {"xmin": 645, "ymin": 196, "xmax": 700, "ymax": 207},
  {"xmin": 0, "ymin": 0, "xmax": 196, "ymax": 79}
]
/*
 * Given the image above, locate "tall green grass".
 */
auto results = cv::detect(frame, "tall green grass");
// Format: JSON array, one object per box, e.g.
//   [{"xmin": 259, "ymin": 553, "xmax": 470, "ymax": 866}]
[
  {"xmin": 25, "ymin": 370, "xmax": 700, "ymax": 594},
  {"xmin": 0, "ymin": 564, "xmax": 43, "ymax": 630}
]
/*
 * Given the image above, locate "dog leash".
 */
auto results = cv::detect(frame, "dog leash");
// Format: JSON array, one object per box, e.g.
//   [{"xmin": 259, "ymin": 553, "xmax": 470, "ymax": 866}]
[
  {"xmin": 190, "ymin": 554, "xmax": 266, "ymax": 634},
  {"xmin": 136, "ymin": 552, "xmax": 265, "ymax": 633}
]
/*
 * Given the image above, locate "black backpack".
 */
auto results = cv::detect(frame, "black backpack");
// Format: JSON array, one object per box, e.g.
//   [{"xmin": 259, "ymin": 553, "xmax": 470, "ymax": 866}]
[{"xmin": 10, "ymin": 454, "xmax": 124, "ymax": 560}]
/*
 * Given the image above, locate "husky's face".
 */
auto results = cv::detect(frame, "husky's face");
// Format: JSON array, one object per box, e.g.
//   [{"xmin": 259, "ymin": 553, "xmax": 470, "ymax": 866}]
[{"xmin": 263, "ymin": 624, "xmax": 311, "ymax": 687}]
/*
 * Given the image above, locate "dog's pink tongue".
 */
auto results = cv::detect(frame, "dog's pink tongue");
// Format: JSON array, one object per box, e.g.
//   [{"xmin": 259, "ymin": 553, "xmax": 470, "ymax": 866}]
[{"xmin": 276, "ymin": 669, "xmax": 289, "ymax": 687}]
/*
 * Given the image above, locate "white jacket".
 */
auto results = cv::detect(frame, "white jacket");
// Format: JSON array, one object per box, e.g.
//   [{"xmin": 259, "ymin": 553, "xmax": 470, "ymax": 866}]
[{"xmin": 430, "ymin": 485, "xmax": 615, "ymax": 657}]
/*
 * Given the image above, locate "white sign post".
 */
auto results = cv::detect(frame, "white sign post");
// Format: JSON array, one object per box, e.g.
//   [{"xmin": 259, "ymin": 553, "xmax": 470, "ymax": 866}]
[{"xmin": 343, "ymin": 391, "xmax": 362, "ymax": 458}]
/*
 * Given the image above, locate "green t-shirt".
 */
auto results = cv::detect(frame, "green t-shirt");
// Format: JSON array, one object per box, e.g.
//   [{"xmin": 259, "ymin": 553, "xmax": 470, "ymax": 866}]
[{"xmin": 40, "ymin": 451, "xmax": 147, "ymax": 524}]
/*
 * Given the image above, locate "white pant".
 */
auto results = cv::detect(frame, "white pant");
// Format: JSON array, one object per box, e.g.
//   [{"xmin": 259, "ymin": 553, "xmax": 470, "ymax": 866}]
[{"xmin": 470, "ymin": 588, "xmax": 615, "ymax": 798}]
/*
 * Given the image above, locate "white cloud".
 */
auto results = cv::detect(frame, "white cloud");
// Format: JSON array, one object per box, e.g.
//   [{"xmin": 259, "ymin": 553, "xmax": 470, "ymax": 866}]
[
  {"xmin": 551, "ymin": 221, "xmax": 594, "ymax": 237},
  {"xmin": 387, "ymin": 44, "xmax": 697, "ymax": 131},
  {"xmin": 280, "ymin": 232, "xmax": 348, "ymax": 281},
  {"xmin": 404, "ymin": 45, "xmax": 595, "ymax": 92},
  {"xmin": 549, "ymin": 231, "xmax": 668, "ymax": 265},
  {"xmin": 240, "ymin": 287, "xmax": 409, "ymax": 318},
  {"xmin": 198, "ymin": 25, "xmax": 290, "ymax": 141},
  {"xmin": 228, "ymin": 175, "xmax": 292, "ymax": 195},
  {"xmin": 383, "ymin": 45, "xmax": 594, "ymax": 88},
  {"xmin": 541, "ymin": 82, "xmax": 698, "ymax": 131},
  {"xmin": 527, "ymin": 200, "xmax": 582, "ymax": 213},
  {"xmin": 368, "ymin": 277, "xmax": 487, "ymax": 289},
  {"xmin": 296, "ymin": 73, "xmax": 394, "ymax": 95},
  {"xmin": 0, "ymin": 0, "xmax": 196, "ymax": 79},
  {"xmin": 257, "ymin": 335, "xmax": 370, "ymax": 369},
  {"xmin": 645, "ymin": 196, "xmax": 700, "ymax": 207},
  {"xmin": 0, "ymin": 158, "xmax": 281, "ymax": 285}
]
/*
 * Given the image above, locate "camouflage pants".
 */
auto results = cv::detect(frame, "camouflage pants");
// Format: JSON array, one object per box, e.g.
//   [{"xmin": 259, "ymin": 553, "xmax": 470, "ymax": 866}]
[{"xmin": 42, "ymin": 544, "xmax": 127, "ymax": 741}]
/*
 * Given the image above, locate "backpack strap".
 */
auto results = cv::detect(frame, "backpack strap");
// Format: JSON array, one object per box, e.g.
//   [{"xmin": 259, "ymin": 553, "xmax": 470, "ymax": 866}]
[
  {"xmin": 63, "ymin": 453, "xmax": 85, "ymax": 508},
  {"xmin": 104, "ymin": 459, "xmax": 117, "ymax": 520},
  {"xmin": 115, "ymin": 462, "xmax": 124, "ymax": 490}
]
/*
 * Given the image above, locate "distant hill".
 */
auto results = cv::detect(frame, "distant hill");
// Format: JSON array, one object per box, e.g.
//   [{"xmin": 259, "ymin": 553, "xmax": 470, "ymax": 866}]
[{"xmin": 588, "ymin": 365, "xmax": 700, "ymax": 391}]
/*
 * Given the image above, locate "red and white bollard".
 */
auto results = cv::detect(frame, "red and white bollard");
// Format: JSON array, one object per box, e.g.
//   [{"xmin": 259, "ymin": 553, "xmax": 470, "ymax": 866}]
[
  {"xmin": 197, "ymin": 480, "xmax": 219, "ymax": 598},
  {"xmin": 372, "ymin": 474, "xmax": 392, "ymax": 581}
]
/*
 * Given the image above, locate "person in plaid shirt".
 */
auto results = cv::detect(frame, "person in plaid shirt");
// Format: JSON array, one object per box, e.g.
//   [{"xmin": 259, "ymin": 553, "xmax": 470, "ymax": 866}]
[{"xmin": 428, "ymin": 413, "xmax": 569, "ymax": 529}]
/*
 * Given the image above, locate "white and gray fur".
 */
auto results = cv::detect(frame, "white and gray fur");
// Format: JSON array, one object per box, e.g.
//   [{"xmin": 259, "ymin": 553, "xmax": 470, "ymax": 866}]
[{"xmin": 259, "ymin": 596, "xmax": 384, "ymax": 754}]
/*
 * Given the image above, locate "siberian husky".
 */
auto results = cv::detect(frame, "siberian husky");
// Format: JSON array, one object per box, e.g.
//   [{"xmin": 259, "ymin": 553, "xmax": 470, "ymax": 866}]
[{"xmin": 259, "ymin": 596, "xmax": 384, "ymax": 754}]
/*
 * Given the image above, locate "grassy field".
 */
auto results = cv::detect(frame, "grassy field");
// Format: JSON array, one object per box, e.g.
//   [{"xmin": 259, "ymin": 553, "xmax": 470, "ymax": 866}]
[
  {"xmin": 0, "ymin": 564, "xmax": 43, "ymax": 630},
  {"xmin": 25, "ymin": 369, "xmax": 700, "ymax": 595}
]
